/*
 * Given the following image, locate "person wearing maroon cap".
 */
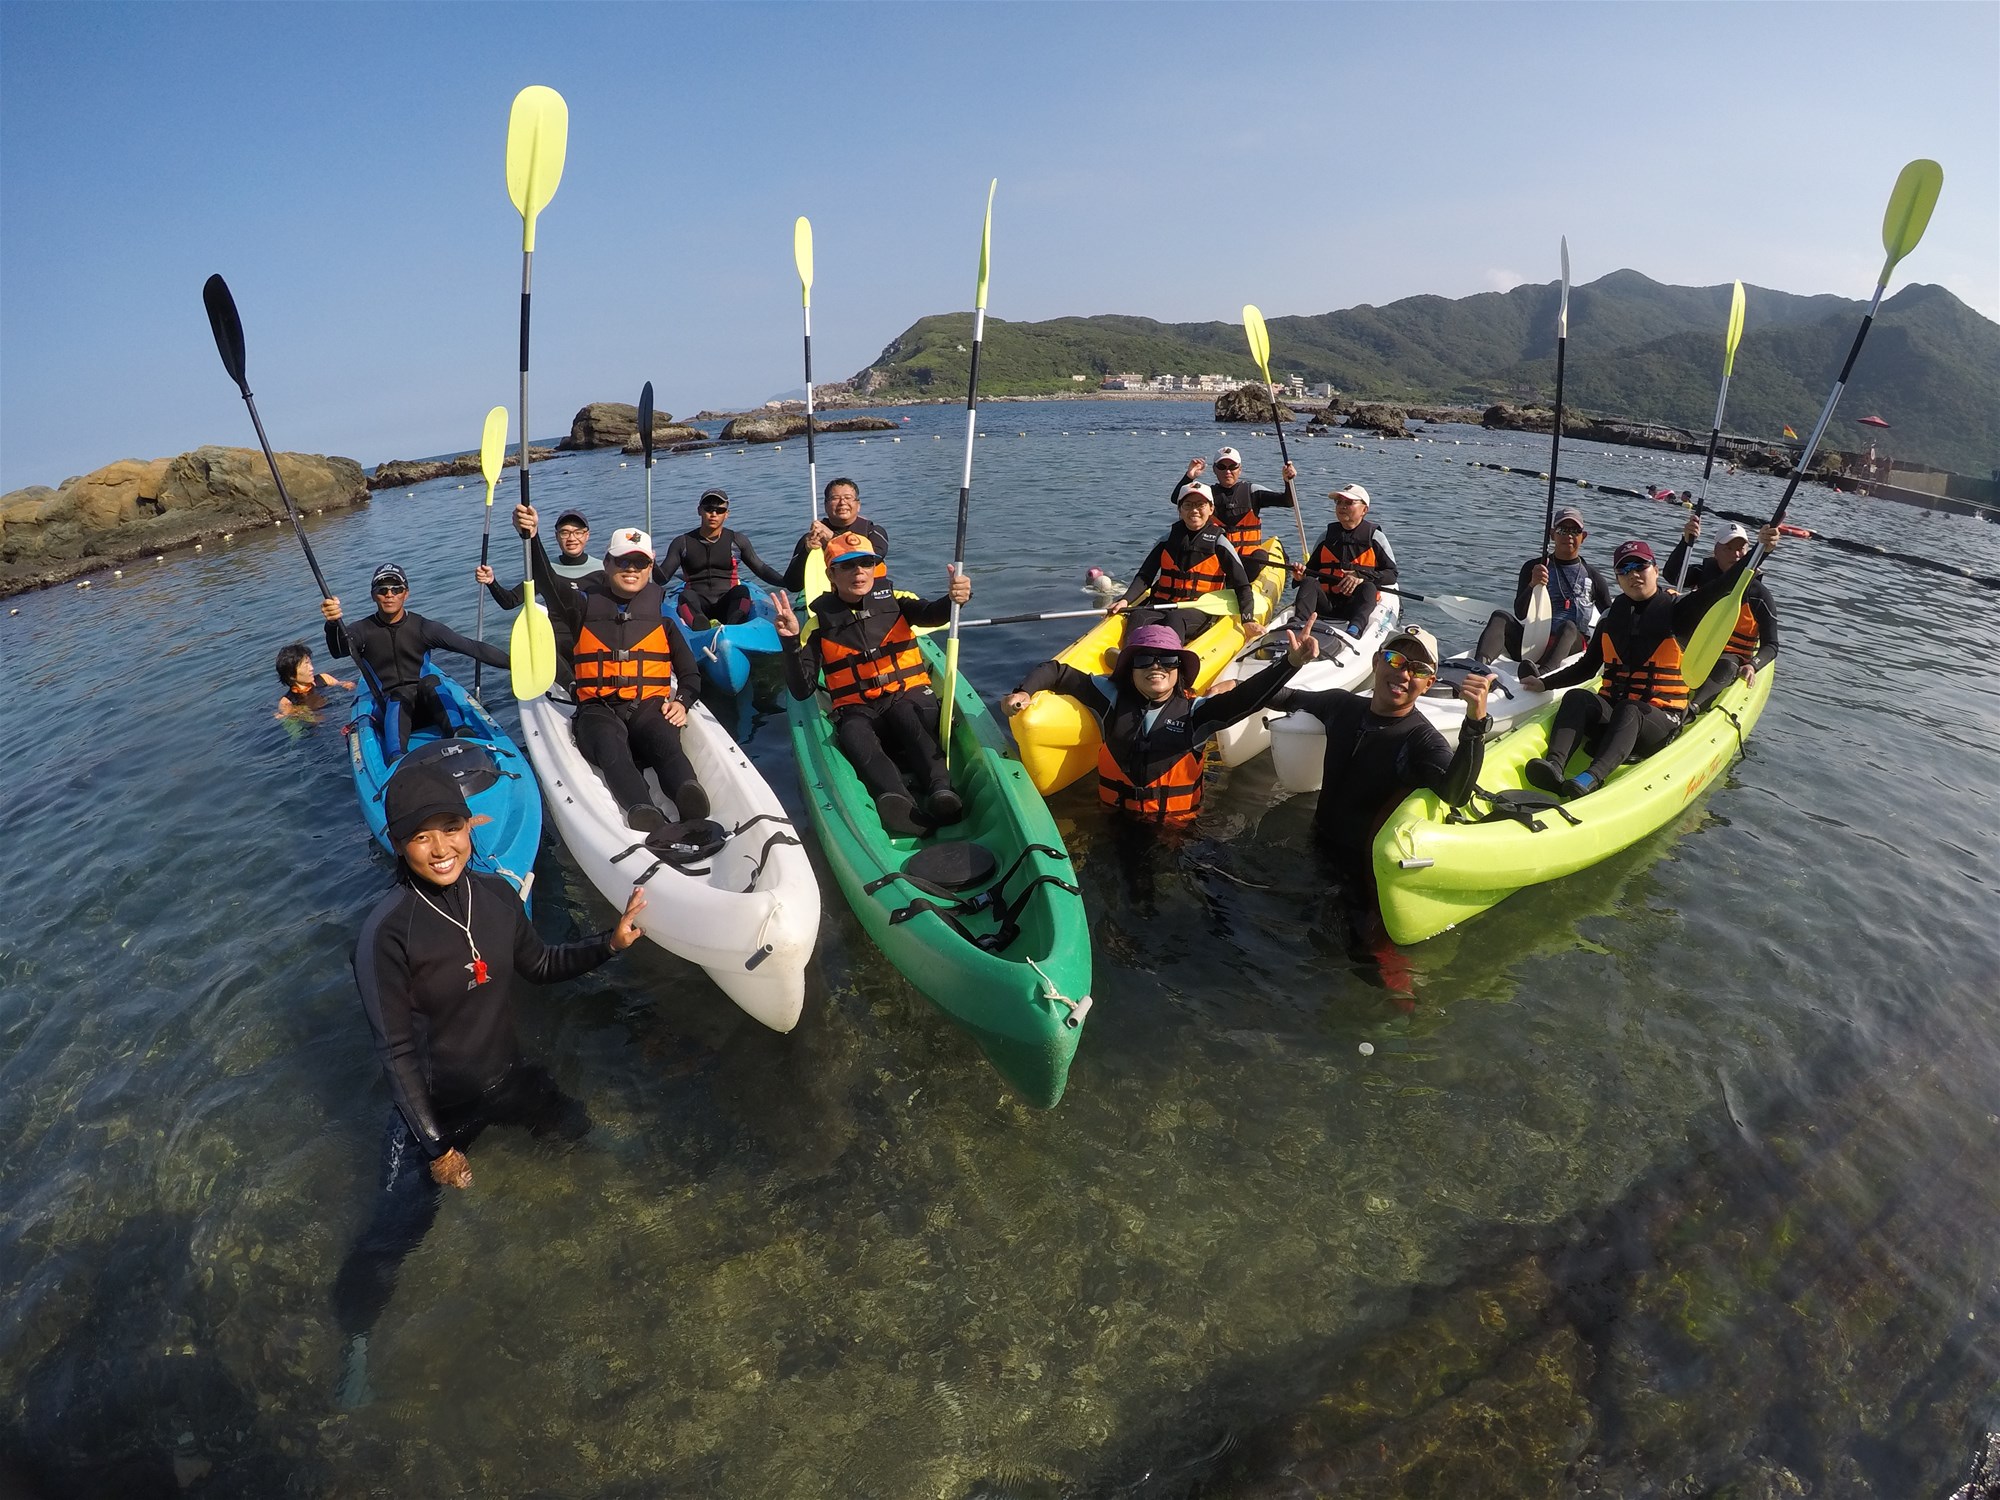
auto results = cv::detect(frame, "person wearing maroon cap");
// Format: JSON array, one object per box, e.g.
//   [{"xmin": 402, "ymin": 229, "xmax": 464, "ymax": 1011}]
[
  {"xmin": 1520, "ymin": 525, "xmax": 1778, "ymax": 798},
  {"xmin": 1001, "ymin": 617, "xmax": 1317, "ymax": 826}
]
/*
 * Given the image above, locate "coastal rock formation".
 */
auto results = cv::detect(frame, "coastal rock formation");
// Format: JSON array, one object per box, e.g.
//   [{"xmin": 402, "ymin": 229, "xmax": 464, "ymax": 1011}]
[
  {"xmin": 619, "ymin": 426, "xmax": 704, "ymax": 454},
  {"xmin": 1481, "ymin": 403, "xmax": 1591, "ymax": 437},
  {"xmin": 718, "ymin": 413, "xmax": 898, "ymax": 444},
  {"xmin": 559, "ymin": 403, "xmax": 682, "ymax": 451},
  {"xmin": 1, "ymin": 446, "xmax": 367, "ymax": 597},
  {"xmin": 369, "ymin": 447, "xmax": 559, "ymax": 490},
  {"xmin": 1345, "ymin": 403, "xmax": 1411, "ymax": 438},
  {"xmin": 1214, "ymin": 387, "xmax": 1293, "ymax": 423}
]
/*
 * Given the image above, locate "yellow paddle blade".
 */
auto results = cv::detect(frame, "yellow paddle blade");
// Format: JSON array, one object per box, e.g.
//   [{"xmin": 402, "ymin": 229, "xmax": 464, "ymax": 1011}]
[
  {"xmin": 938, "ymin": 635, "xmax": 962, "ymax": 765},
  {"xmin": 1243, "ymin": 304, "xmax": 1272, "ymax": 379},
  {"xmin": 510, "ymin": 586, "xmax": 557, "ymax": 699},
  {"xmin": 793, "ymin": 216, "xmax": 814, "ymax": 305},
  {"xmin": 505, "ymin": 85, "xmax": 569, "ymax": 252},
  {"xmin": 479, "ymin": 405, "xmax": 508, "ymax": 501},
  {"xmin": 975, "ymin": 179, "xmax": 996, "ymax": 311},
  {"xmin": 1680, "ymin": 566, "xmax": 1754, "ymax": 690},
  {"xmin": 1878, "ymin": 159, "xmax": 1943, "ymax": 284},
  {"xmin": 1722, "ymin": 280, "xmax": 1746, "ymax": 377}
]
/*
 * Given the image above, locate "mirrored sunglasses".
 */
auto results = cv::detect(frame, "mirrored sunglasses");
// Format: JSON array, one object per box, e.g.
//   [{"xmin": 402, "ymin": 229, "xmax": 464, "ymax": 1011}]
[
  {"xmin": 1379, "ymin": 649, "xmax": 1438, "ymax": 680},
  {"xmin": 1617, "ymin": 557, "xmax": 1653, "ymax": 575}
]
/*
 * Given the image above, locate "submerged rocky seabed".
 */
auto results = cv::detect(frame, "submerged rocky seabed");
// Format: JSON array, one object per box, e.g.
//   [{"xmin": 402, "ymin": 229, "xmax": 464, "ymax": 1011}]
[{"xmin": 2, "ymin": 406, "xmax": 1996, "ymax": 1496}]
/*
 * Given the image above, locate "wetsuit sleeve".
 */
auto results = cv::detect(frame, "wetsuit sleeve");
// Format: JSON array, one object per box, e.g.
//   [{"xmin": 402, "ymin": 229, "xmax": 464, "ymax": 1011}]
[
  {"xmin": 665, "ymin": 616, "xmax": 701, "ymax": 702},
  {"xmin": 352, "ymin": 898, "xmax": 449, "ymax": 1159},
  {"xmin": 1013, "ymin": 660, "xmax": 1109, "ymax": 716},
  {"xmin": 1218, "ymin": 544, "xmax": 1255, "ymax": 617},
  {"xmin": 528, "ymin": 533, "xmax": 587, "ymax": 635},
  {"xmin": 780, "ymin": 634, "xmax": 823, "ymax": 701},
  {"xmin": 1748, "ymin": 584, "xmax": 1779, "ymax": 665},
  {"xmin": 1267, "ymin": 685, "xmax": 1359, "ymax": 719},
  {"xmin": 509, "ymin": 900, "xmax": 616, "ymax": 985},
  {"xmin": 1439, "ymin": 717, "xmax": 1487, "ymax": 808},
  {"xmin": 1123, "ymin": 541, "xmax": 1166, "ymax": 604},
  {"xmin": 652, "ymin": 535, "xmax": 690, "ymax": 588},
  {"xmin": 1663, "ymin": 539, "xmax": 1694, "ymax": 583},
  {"xmin": 417, "ymin": 616, "xmax": 511, "ymax": 671},
  {"xmin": 1251, "ymin": 482, "xmax": 1296, "ymax": 512},
  {"xmin": 901, "ymin": 594, "xmax": 955, "ymax": 629},
  {"xmin": 486, "ymin": 577, "xmax": 523, "ymax": 611},
  {"xmin": 1538, "ymin": 627, "xmax": 1606, "ymax": 691},
  {"xmin": 1587, "ymin": 564, "xmax": 1612, "ymax": 611},
  {"xmin": 325, "ymin": 618, "xmax": 350, "ymax": 660},
  {"xmin": 1369, "ymin": 529, "xmax": 1400, "ymax": 588},
  {"xmin": 734, "ymin": 532, "xmax": 789, "ymax": 588},
  {"xmin": 1189, "ymin": 654, "xmax": 1299, "ymax": 737},
  {"xmin": 1511, "ymin": 559, "xmax": 1537, "ymax": 619},
  {"xmin": 781, "ymin": 534, "xmax": 814, "ymax": 592}
]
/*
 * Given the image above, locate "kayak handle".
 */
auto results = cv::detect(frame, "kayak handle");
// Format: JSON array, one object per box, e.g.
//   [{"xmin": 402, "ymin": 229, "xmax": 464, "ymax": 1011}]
[{"xmin": 1397, "ymin": 858, "xmax": 1435, "ymax": 870}]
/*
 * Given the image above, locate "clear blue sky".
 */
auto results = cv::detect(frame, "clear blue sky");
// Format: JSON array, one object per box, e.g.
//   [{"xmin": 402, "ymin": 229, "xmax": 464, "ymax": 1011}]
[{"xmin": 2, "ymin": 1, "xmax": 1993, "ymax": 493}]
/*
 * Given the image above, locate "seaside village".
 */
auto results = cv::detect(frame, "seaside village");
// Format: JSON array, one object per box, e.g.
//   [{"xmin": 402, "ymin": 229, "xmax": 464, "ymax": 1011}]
[{"xmin": 1097, "ymin": 369, "xmax": 1334, "ymax": 397}]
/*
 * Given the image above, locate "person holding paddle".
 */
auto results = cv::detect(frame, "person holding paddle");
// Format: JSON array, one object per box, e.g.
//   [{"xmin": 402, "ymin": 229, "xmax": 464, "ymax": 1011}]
[
  {"xmin": 1472, "ymin": 505, "xmax": 1610, "ymax": 668},
  {"xmin": 516, "ymin": 504, "xmax": 710, "ymax": 830},
  {"xmin": 320, "ymin": 564, "xmax": 510, "ymax": 759},
  {"xmin": 1001, "ymin": 616, "xmax": 1318, "ymax": 826},
  {"xmin": 1175, "ymin": 446, "xmax": 1297, "ymax": 581},
  {"xmin": 1109, "ymin": 482, "xmax": 1262, "ymax": 645},
  {"xmin": 654, "ymin": 488, "xmax": 788, "ymax": 627},
  {"xmin": 780, "ymin": 477, "xmax": 888, "ymax": 590},
  {"xmin": 1664, "ymin": 517, "xmax": 1780, "ymax": 712},
  {"xmin": 330, "ymin": 756, "xmax": 645, "ymax": 1408},
  {"xmin": 477, "ymin": 508, "xmax": 599, "ymax": 684},
  {"xmin": 1519, "ymin": 525, "xmax": 1779, "ymax": 798},
  {"xmin": 1293, "ymin": 483, "xmax": 1399, "ymax": 638},
  {"xmin": 773, "ymin": 532, "xmax": 971, "ymax": 836}
]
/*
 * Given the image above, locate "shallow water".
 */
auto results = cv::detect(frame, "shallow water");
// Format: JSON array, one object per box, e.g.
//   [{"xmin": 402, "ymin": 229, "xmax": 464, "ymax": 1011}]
[{"xmin": 3, "ymin": 399, "xmax": 1997, "ymax": 1497}]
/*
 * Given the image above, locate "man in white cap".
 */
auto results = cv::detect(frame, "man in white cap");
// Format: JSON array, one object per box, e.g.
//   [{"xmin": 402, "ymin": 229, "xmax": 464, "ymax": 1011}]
[
  {"xmin": 1110, "ymin": 481, "xmax": 1263, "ymax": 644},
  {"xmin": 1663, "ymin": 515, "xmax": 1779, "ymax": 711},
  {"xmin": 1295, "ymin": 482, "xmax": 1398, "ymax": 636},
  {"xmin": 514, "ymin": 503, "xmax": 708, "ymax": 830},
  {"xmin": 1176, "ymin": 446, "xmax": 1297, "ymax": 581}
]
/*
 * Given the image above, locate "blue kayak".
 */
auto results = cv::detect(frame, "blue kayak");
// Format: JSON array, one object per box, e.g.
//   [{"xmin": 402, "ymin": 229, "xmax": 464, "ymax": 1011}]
[
  {"xmin": 345, "ymin": 663, "xmax": 543, "ymax": 906},
  {"xmin": 673, "ymin": 586, "xmax": 782, "ymax": 695}
]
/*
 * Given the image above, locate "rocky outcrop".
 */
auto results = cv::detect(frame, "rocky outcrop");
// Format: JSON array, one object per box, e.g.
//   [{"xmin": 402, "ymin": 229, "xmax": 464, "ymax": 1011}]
[
  {"xmin": 1, "ymin": 446, "xmax": 367, "ymax": 597},
  {"xmin": 1345, "ymin": 403, "xmax": 1411, "ymax": 438},
  {"xmin": 559, "ymin": 402, "xmax": 681, "ymax": 451},
  {"xmin": 1481, "ymin": 403, "xmax": 1592, "ymax": 437},
  {"xmin": 718, "ymin": 413, "xmax": 897, "ymax": 444},
  {"xmin": 370, "ymin": 447, "xmax": 558, "ymax": 490},
  {"xmin": 619, "ymin": 426, "xmax": 704, "ymax": 454},
  {"xmin": 1214, "ymin": 386, "xmax": 1293, "ymax": 423}
]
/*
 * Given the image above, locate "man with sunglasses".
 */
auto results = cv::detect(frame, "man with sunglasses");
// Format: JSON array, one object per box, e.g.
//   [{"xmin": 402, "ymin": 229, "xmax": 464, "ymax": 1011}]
[
  {"xmin": 1176, "ymin": 446, "xmax": 1297, "ymax": 581},
  {"xmin": 781, "ymin": 477, "xmax": 888, "ymax": 591},
  {"xmin": 320, "ymin": 562, "xmax": 511, "ymax": 759},
  {"xmin": 478, "ymin": 509, "xmax": 602, "ymax": 680},
  {"xmin": 1110, "ymin": 482, "xmax": 1262, "ymax": 644},
  {"xmin": 653, "ymin": 488, "xmax": 788, "ymax": 628},
  {"xmin": 517, "ymin": 506, "xmax": 709, "ymax": 831},
  {"xmin": 1295, "ymin": 483, "xmax": 1398, "ymax": 637},
  {"xmin": 1472, "ymin": 506, "xmax": 1611, "ymax": 668},
  {"xmin": 1271, "ymin": 625, "xmax": 1491, "ymax": 888},
  {"xmin": 1518, "ymin": 525, "xmax": 1779, "ymax": 798},
  {"xmin": 1663, "ymin": 516, "xmax": 1780, "ymax": 712}
]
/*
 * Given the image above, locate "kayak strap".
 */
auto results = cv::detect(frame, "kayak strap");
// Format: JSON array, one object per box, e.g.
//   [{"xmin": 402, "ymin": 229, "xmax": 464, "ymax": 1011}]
[
  {"xmin": 1448, "ymin": 785, "xmax": 1582, "ymax": 833},
  {"xmin": 611, "ymin": 811, "xmax": 802, "ymax": 885},
  {"xmin": 865, "ymin": 842, "xmax": 1080, "ymax": 954}
]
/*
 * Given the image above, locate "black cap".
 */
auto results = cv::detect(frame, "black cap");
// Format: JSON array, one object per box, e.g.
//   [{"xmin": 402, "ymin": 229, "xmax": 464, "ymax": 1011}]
[
  {"xmin": 384, "ymin": 760, "xmax": 469, "ymax": 845},
  {"xmin": 554, "ymin": 510, "xmax": 589, "ymax": 530},
  {"xmin": 698, "ymin": 488, "xmax": 729, "ymax": 507},
  {"xmin": 371, "ymin": 561, "xmax": 408, "ymax": 591}
]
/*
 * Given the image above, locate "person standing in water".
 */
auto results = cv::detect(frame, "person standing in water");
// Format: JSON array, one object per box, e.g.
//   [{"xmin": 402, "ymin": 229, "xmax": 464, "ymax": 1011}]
[{"xmin": 330, "ymin": 757, "xmax": 645, "ymax": 1407}]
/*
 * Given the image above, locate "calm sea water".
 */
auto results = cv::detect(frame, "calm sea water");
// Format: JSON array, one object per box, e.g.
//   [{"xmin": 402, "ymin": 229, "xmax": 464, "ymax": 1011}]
[{"xmin": 3, "ymin": 399, "xmax": 1997, "ymax": 1497}]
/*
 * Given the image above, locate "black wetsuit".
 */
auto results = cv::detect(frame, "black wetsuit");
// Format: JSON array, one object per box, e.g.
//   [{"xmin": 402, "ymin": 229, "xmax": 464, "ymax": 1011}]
[
  {"xmin": 1173, "ymin": 474, "xmax": 1296, "ymax": 579},
  {"xmin": 781, "ymin": 516, "xmax": 891, "ymax": 591},
  {"xmin": 1663, "ymin": 540, "xmax": 1779, "ymax": 710},
  {"xmin": 331, "ymin": 870, "xmax": 616, "ymax": 1339},
  {"xmin": 486, "ymin": 552, "xmax": 601, "ymax": 683},
  {"xmin": 1474, "ymin": 554, "xmax": 1611, "ymax": 666},
  {"xmin": 654, "ymin": 526, "xmax": 786, "ymax": 626},
  {"xmin": 1121, "ymin": 522, "xmax": 1255, "ymax": 641},
  {"xmin": 1295, "ymin": 519, "xmax": 1399, "ymax": 632},
  {"xmin": 783, "ymin": 585, "xmax": 954, "ymax": 802},
  {"xmin": 324, "ymin": 610, "xmax": 509, "ymax": 758},
  {"xmin": 1273, "ymin": 688, "xmax": 1487, "ymax": 883}
]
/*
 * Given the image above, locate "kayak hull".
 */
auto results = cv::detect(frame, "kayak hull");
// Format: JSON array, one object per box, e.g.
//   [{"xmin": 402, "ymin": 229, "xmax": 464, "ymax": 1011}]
[
  {"xmin": 347, "ymin": 668, "xmax": 542, "ymax": 906},
  {"xmin": 1210, "ymin": 591, "xmax": 1398, "ymax": 767},
  {"xmin": 1373, "ymin": 664, "xmax": 1775, "ymax": 944},
  {"xmin": 520, "ymin": 692, "xmax": 819, "ymax": 1031},
  {"xmin": 677, "ymin": 589, "xmax": 782, "ymax": 696},
  {"xmin": 787, "ymin": 638, "xmax": 1092, "ymax": 1106},
  {"xmin": 1011, "ymin": 537, "xmax": 1287, "ymax": 795}
]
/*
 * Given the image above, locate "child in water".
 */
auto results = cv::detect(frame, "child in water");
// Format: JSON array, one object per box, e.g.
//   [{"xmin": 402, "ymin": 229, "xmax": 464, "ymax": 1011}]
[{"xmin": 274, "ymin": 641, "xmax": 355, "ymax": 719}]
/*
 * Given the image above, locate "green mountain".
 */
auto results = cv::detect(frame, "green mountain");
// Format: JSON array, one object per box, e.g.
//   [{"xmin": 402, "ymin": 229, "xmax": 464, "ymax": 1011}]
[{"xmin": 851, "ymin": 274, "xmax": 2000, "ymax": 476}]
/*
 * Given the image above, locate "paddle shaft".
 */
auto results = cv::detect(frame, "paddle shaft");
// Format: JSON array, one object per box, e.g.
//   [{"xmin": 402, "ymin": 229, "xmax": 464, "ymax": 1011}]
[
  {"xmin": 241, "ymin": 389, "xmax": 332, "ymax": 600},
  {"xmin": 801, "ymin": 300, "xmax": 818, "ymax": 529},
  {"xmin": 1539, "ymin": 329, "xmax": 1568, "ymax": 572},
  {"xmin": 1674, "ymin": 371, "xmax": 1735, "ymax": 591},
  {"xmin": 639, "ymin": 380, "xmax": 655, "ymax": 536},
  {"xmin": 939, "ymin": 301, "xmax": 986, "ymax": 762},
  {"xmin": 475, "ymin": 503, "xmax": 492, "ymax": 697},
  {"xmin": 518, "ymin": 252, "xmax": 535, "ymax": 583}
]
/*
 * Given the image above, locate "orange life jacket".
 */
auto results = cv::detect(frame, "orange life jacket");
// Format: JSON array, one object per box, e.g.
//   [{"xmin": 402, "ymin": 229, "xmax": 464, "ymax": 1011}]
[
  {"xmin": 1725, "ymin": 601, "xmax": 1760, "ymax": 658},
  {"xmin": 1308, "ymin": 520, "xmax": 1380, "ymax": 585},
  {"xmin": 1150, "ymin": 537, "xmax": 1230, "ymax": 603},
  {"xmin": 1093, "ymin": 691, "xmax": 1206, "ymax": 823},
  {"xmin": 815, "ymin": 590, "xmax": 931, "ymax": 710},
  {"xmin": 1598, "ymin": 597, "xmax": 1689, "ymax": 712},
  {"xmin": 572, "ymin": 589, "xmax": 679, "ymax": 702},
  {"xmin": 1218, "ymin": 496, "xmax": 1262, "ymax": 554}
]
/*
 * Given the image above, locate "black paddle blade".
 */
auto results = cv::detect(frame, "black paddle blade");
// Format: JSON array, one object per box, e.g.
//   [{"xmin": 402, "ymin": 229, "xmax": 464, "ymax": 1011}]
[
  {"xmin": 638, "ymin": 379, "xmax": 655, "ymax": 466},
  {"xmin": 202, "ymin": 274, "xmax": 250, "ymax": 394}
]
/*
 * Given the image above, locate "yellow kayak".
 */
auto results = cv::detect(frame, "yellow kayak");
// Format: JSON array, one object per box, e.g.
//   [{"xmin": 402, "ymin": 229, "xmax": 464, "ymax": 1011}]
[
  {"xmin": 1373, "ymin": 663, "xmax": 1775, "ymax": 944},
  {"xmin": 1010, "ymin": 538, "xmax": 1287, "ymax": 795}
]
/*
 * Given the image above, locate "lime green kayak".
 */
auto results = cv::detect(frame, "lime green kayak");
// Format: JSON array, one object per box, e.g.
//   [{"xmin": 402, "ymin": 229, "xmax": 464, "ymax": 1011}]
[
  {"xmin": 1374, "ymin": 664, "xmax": 1775, "ymax": 944},
  {"xmin": 786, "ymin": 635, "xmax": 1093, "ymax": 1106}
]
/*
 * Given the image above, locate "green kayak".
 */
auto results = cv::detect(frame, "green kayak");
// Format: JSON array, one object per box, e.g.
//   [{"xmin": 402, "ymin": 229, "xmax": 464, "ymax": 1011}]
[{"xmin": 786, "ymin": 636, "xmax": 1093, "ymax": 1107}]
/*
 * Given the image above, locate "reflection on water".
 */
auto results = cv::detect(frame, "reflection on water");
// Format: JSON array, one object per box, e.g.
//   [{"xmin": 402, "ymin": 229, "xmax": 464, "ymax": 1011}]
[{"xmin": 2, "ymin": 403, "xmax": 1997, "ymax": 1496}]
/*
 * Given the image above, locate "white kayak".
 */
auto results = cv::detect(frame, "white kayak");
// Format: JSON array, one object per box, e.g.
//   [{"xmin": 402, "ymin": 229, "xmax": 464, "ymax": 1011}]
[
  {"xmin": 1210, "ymin": 594, "xmax": 1400, "ymax": 768},
  {"xmin": 519, "ymin": 693, "xmax": 820, "ymax": 1032}
]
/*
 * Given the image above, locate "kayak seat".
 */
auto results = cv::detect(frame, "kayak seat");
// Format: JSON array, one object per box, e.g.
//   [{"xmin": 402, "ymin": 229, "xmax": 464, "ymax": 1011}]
[
  {"xmin": 609, "ymin": 811, "xmax": 803, "ymax": 887},
  {"xmin": 644, "ymin": 818, "xmax": 728, "ymax": 866},
  {"xmin": 1449, "ymin": 786, "xmax": 1582, "ymax": 833},
  {"xmin": 397, "ymin": 738, "xmax": 508, "ymax": 797},
  {"xmin": 864, "ymin": 841, "xmax": 1079, "ymax": 954}
]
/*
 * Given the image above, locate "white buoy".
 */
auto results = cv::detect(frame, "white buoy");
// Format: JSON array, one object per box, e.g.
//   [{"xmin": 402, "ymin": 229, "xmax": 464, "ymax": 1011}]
[
  {"xmin": 892, "ymin": 437, "xmax": 901, "ymax": 443},
  {"xmin": 155, "ymin": 555, "xmax": 164, "ymax": 562},
  {"xmin": 222, "ymin": 533, "xmax": 232, "ymax": 541},
  {"xmin": 76, "ymin": 580, "xmax": 90, "ymax": 589},
  {"xmin": 113, "ymin": 569, "xmax": 123, "ymax": 578},
  {"xmin": 194, "ymin": 543, "xmax": 202, "ymax": 550},
  {"xmin": 1359, "ymin": 1042, "xmax": 1375, "ymax": 1056}
]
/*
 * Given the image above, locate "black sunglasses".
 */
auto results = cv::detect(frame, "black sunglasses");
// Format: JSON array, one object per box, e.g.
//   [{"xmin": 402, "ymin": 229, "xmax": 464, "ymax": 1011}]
[
  {"xmin": 1129, "ymin": 652, "xmax": 1183, "ymax": 672},
  {"xmin": 699, "ymin": 503, "xmax": 729, "ymax": 513},
  {"xmin": 372, "ymin": 583, "xmax": 407, "ymax": 596}
]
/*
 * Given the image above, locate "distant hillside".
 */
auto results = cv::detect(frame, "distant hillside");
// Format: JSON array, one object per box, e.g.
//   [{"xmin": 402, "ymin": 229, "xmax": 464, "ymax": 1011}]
[{"xmin": 851, "ymin": 273, "xmax": 2000, "ymax": 476}]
